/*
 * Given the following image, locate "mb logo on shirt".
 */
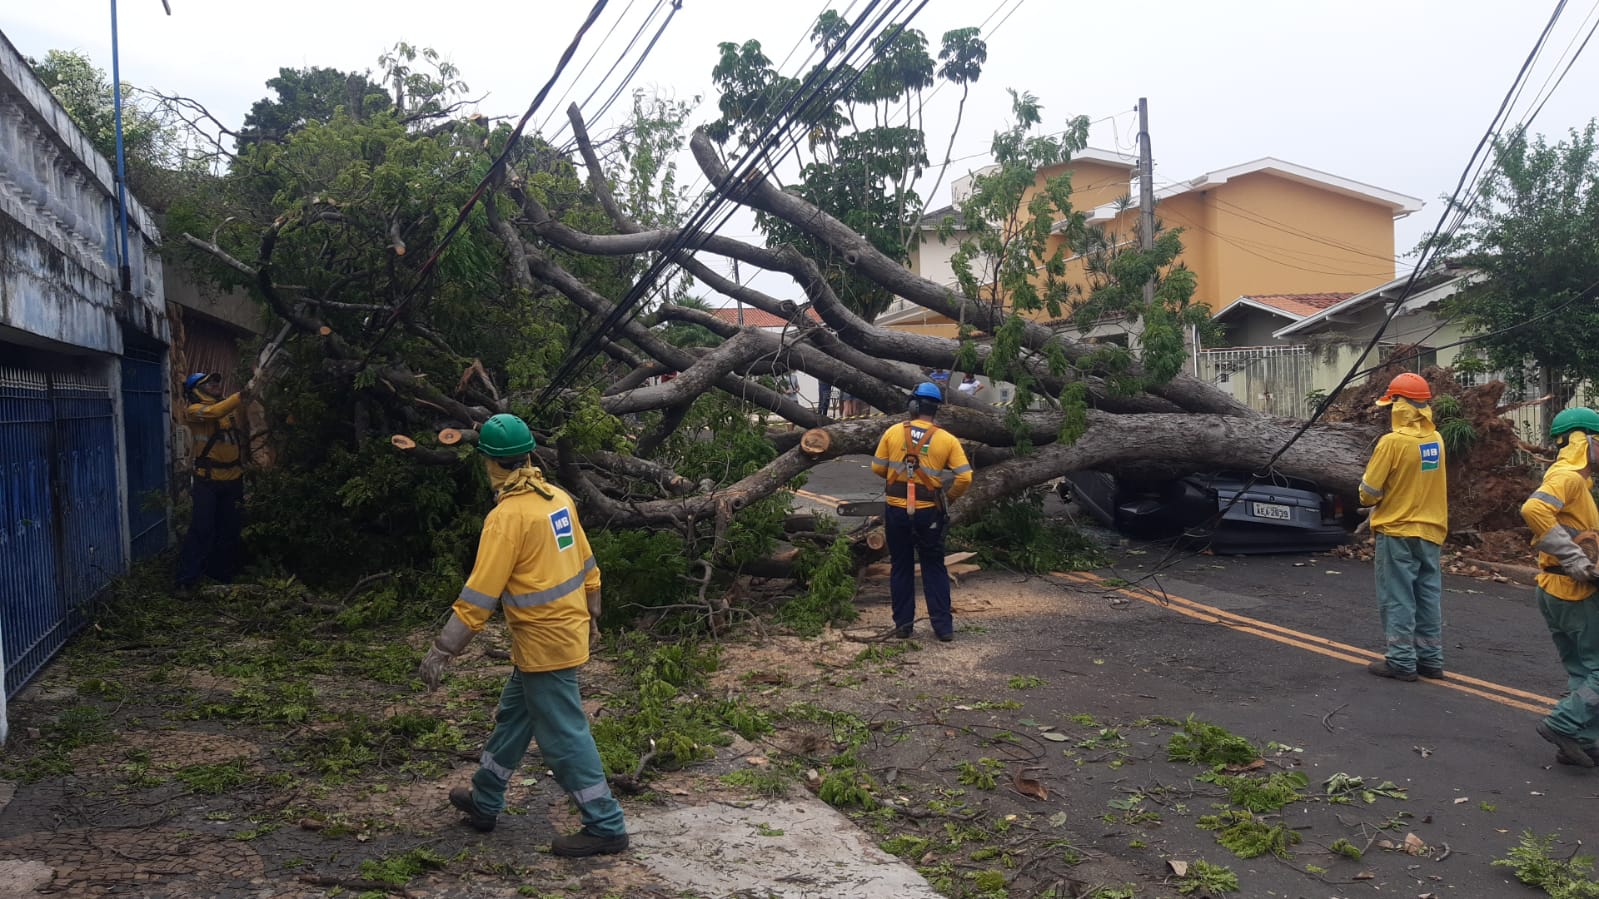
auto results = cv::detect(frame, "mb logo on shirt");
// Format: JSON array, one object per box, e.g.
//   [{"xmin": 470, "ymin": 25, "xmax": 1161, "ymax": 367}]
[
  {"xmin": 1419, "ymin": 442, "xmax": 1441, "ymax": 472},
  {"xmin": 549, "ymin": 508, "xmax": 575, "ymax": 550}
]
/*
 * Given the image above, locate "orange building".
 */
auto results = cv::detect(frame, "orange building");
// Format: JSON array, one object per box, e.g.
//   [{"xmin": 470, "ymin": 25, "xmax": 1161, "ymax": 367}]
[{"xmin": 882, "ymin": 153, "xmax": 1422, "ymax": 342}]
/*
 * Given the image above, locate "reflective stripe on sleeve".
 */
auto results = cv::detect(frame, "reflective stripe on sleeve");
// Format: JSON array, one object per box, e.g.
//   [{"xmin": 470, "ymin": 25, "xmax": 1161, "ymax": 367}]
[
  {"xmin": 502, "ymin": 558, "xmax": 598, "ymax": 609},
  {"xmin": 950, "ymin": 464, "xmax": 972, "ymax": 475},
  {"xmin": 1360, "ymin": 481, "xmax": 1384, "ymax": 498},
  {"xmin": 459, "ymin": 587, "xmax": 500, "ymax": 611}
]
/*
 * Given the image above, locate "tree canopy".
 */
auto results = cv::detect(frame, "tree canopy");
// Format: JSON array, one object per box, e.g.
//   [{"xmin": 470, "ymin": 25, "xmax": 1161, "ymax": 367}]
[{"xmin": 1441, "ymin": 121, "xmax": 1599, "ymax": 406}]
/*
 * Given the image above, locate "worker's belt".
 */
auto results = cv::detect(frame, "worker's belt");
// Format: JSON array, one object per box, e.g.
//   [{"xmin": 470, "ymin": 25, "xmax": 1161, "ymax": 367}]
[
  {"xmin": 195, "ymin": 458, "xmax": 241, "ymax": 470},
  {"xmin": 886, "ymin": 481, "xmax": 940, "ymax": 500},
  {"xmin": 1542, "ymin": 566, "xmax": 1580, "ymax": 576}
]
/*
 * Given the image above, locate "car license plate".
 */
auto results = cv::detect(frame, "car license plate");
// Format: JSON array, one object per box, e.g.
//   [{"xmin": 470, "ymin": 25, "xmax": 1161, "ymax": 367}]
[{"xmin": 1251, "ymin": 502, "xmax": 1292, "ymax": 521}]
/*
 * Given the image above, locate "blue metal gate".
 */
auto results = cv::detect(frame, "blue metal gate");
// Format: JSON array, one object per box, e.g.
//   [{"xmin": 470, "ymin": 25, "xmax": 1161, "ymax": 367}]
[
  {"xmin": 0, "ymin": 366, "xmax": 123, "ymax": 697},
  {"xmin": 121, "ymin": 348, "xmax": 169, "ymax": 561}
]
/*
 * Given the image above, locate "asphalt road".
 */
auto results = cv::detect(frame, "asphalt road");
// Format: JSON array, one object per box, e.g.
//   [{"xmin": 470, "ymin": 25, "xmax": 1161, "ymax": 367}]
[{"xmin": 803, "ymin": 455, "xmax": 1596, "ymax": 897}]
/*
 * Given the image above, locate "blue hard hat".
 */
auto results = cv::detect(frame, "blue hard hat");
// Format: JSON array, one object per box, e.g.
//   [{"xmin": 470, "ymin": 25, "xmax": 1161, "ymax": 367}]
[
  {"xmin": 184, "ymin": 373, "xmax": 210, "ymax": 391},
  {"xmin": 912, "ymin": 382, "xmax": 944, "ymax": 403}
]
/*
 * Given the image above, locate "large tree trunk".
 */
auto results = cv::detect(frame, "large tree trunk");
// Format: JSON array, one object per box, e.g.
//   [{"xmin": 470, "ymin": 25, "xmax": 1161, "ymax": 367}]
[{"xmin": 186, "ymin": 102, "xmax": 1378, "ymax": 576}]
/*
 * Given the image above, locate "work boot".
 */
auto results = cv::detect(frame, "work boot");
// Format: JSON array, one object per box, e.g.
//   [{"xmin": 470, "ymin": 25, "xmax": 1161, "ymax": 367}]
[
  {"xmin": 892, "ymin": 625, "xmax": 913, "ymax": 639},
  {"xmin": 936, "ymin": 632, "xmax": 953, "ymax": 643},
  {"xmin": 1418, "ymin": 665, "xmax": 1445, "ymax": 680},
  {"xmin": 550, "ymin": 828, "xmax": 629, "ymax": 857},
  {"xmin": 1536, "ymin": 721, "xmax": 1596, "ymax": 768},
  {"xmin": 449, "ymin": 787, "xmax": 497, "ymax": 832},
  {"xmin": 1366, "ymin": 659, "xmax": 1417, "ymax": 682},
  {"xmin": 1554, "ymin": 746, "xmax": 1599, "ymax": 766}
]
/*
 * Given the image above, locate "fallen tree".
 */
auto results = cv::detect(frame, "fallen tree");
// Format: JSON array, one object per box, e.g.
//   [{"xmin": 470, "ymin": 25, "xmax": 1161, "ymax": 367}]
[{"xmin": 170, "ymin": 45, "xmax": 1378, "ymax": 593}]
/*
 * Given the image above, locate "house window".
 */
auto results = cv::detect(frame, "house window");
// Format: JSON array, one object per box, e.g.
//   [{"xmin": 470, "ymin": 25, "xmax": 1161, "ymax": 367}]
[{"xmin": 1379, "ymin": 344, "xmax": 1436, "ymax": 371}]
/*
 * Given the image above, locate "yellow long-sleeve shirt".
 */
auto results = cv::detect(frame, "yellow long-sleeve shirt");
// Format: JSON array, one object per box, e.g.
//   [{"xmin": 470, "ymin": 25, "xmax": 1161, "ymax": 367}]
[
  {"xmin": 1520, "ymin": 433, "xmax": 1598, "ymax": 602},
  {"xmin": 1358, "ymin": 401, "xmax": 1448, "ymax": 545},
  {"xmin": 186, "ymin": 392, "xmax": 244, "ymax": 482},
  {"xmin": 450, "ymin": 480, "xmax": 601, "ymax": 672},
  {"xmin": 872, "ymin": 418, "xmax": 973, "ymax": 510}
]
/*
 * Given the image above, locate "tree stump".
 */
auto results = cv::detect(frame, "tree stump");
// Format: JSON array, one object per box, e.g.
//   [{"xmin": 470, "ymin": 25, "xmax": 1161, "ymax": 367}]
[{"xmin": 799, "ymin": 428, "xmax": 831, "ymax": 455}]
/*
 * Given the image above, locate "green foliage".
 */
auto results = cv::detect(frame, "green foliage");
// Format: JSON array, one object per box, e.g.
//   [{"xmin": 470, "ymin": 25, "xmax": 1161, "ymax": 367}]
[
  {"xmin": 359, "ymin": 847, "xmax": 450, "ymax": 887},
  {"xmin": 720, "ymin": 768, "xmax": 790, "ymax": 799},
  {"xmin": 1176, "ymin": 859, "xmax": 1240, "ymax": 895},
  {"xmin": 1430, "ymin": 394, "xmax": 1478, "ymax": 455},
  {"xmin": 1493, "ymin": 831, "xmax": 1599, "ymax": 899},
  {"xmin": 1196, "ymin": 810, "xmax": 1300, "ymax": 859},
  {"xmin": 1439, "ymin": 121, "xmax": 1599, "ymax": 400},
  {"xmin": 1197, "ymin": 770, "xmax": 1308, "ymax": 812},
  {"xmin": 588, "ymin": 528, "xmax": 691, "ymax": 628},
  {"xmin": 881, "ymin": 835, "xmax": 932, "ymax": 859},
  {"xmin": 292, "ymin": 713, "xmax": 461, "ymax": 779},
  {"xmin": 237, "ymin": 65, "xmax": 392, "ymax": 145},
  {"xmin": 950, "ymin": 491, "xmax": 1106, "ymax": 573},
  {"xmin": 175, "ymin": 760, "xmax": 253, "ymax": 795},
  {"xmin": 1007, "ymin": 675, "xmax": 1045, "ymax": 690},
  {"xmin": 780, "ymin": 536, "xmax": 859, "ymax": 636},
  {"xmin": 1329, "ymin": 838, "xmax": 1364, "ymax": 861},
  {"xmin": 957, "ymin": 758, "xmax": 1004, "ymax": 790},
  {"xmin": 590, "ymin": 635, "xmax": 769, "ymax": 777},
  {"xmin": 709, "ymin": 18, "xmax": 988, "ymax": 321},
  {"xmin": 818, "ymin": 768, "xmax": 879, "ymax": 810},
  {"xmin": 1166, "ymin": 716, "xmax": 1259, "ymax": 768},
  {"xmin": 28, "ymin": 49, "xmax": 187, "ymax": 201},
  {"xmin": 0, "ymin": 706, "xmax": 115, "ymax": 782}
]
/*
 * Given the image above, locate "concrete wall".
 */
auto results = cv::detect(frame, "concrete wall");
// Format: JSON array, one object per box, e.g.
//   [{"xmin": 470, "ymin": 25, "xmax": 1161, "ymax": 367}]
[{"xmin": 0, "ymin": 30, "xmax": 166, "ymax": 354}]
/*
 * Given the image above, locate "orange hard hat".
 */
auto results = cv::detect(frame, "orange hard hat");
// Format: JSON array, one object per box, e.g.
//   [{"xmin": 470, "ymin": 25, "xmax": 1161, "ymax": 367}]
[{"xmin": 1376, "ymin": 372, "xmax": 1431, "ymax": 405}]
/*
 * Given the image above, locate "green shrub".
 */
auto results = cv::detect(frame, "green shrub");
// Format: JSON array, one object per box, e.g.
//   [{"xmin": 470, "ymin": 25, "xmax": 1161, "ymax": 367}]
[{"xmin": 951, "ymin": 491, "xmax": 1106, "ymax": 573}]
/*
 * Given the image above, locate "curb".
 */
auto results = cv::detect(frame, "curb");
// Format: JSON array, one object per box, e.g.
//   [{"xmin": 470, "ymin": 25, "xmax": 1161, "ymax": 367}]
[{"xmin": 1454, "ymin": 557, "xmax": 1540, "ymax": 587}]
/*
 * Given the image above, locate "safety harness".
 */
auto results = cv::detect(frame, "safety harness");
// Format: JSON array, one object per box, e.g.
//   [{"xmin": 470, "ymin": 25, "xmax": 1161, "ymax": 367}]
[{"xmin": 889, "ymin": 421, "xmax": 942, "ymax": 511}]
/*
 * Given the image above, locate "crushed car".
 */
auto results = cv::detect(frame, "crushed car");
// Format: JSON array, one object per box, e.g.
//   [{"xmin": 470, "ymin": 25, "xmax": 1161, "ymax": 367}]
[{"xmin": 1060, "ymin": 470, "xmax": 1355, "ymax": 554}]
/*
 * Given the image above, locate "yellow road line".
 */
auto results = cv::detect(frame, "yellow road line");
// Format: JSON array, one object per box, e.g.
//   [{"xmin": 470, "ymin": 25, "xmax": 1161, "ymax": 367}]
[{"xmin": 1054, "ymin": 571, "xmax": 1557, "ymax": 715}]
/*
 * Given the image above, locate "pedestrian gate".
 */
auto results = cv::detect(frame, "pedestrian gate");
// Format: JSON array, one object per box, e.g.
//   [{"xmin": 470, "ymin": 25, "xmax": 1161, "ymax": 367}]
[
  {"xmin": 121, "ymin": 348, "xmax": 169, "ymax": 561},
  {"xmin": 1, "ymin": 366, "xmax": 124, "ymax": 697}
]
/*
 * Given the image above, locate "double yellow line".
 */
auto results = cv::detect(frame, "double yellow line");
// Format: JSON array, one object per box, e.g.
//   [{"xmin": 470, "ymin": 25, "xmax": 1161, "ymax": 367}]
[
  {"xmin": 1053, "ymin": 571, "xmax": 1557, "ymax": 715},
  {"xmin": 787, "ymin": 486, "xmax": 1552, "ymax": 716}
]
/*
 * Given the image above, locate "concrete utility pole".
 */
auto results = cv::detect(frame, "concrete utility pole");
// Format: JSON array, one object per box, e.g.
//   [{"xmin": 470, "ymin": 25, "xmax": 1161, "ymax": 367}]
[{"xmin": 1137, "ymin": 97, "xmax": 1155, "ymax": 306}]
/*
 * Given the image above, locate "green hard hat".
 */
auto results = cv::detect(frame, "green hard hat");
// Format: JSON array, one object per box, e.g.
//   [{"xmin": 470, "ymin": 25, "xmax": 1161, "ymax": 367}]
[
  {"xmin": 1550, "ymin": 407, "xmax": 1599, "ymax": 439},
  {"xmin": 478, "ymin": 414, "xmax": 536, "ymax": 457}
]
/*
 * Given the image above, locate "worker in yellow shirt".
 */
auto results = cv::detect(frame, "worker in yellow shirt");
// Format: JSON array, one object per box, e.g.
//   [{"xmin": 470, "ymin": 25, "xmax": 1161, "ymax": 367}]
[
  {"xmin": 1357, "ymin": 373, "xmax": 1448, "ymax": 682},
  {"xmin": 871, "ymin": 382, "xmax": 973, "ymax": 641},
  {"xmin": 416, "ymin": 414, "xmax": 628, "ymax": 855},
  {"xmin": 176, "ymin": 372, "xmax": 250, "ymax": 591},
  {"xmin": 1520, "ymin": 407, "xmax": 1599, "ymax": 768}
]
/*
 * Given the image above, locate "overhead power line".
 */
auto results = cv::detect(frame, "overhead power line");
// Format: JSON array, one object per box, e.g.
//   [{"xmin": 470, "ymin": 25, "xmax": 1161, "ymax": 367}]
[
  {"xmin": 369, "ymin": 0, "xmax": 613, "ymax": 352},
  {"xmin": 1109, "ymin": 0, "xmax": 1582, "ymax": 594},
  {"xmin": 537, "ymin": 0, "xmax": 931, "ymax": 406}
]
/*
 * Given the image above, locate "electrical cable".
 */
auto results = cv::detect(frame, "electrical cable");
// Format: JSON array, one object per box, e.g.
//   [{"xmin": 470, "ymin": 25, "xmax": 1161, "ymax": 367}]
[
  {"xmin": 536, "ymin": 0, "xmax": 917, "ymax": 405},
  {"xmin": 367, "ymin": 0, "xmax": 612, "ymax": 353},
  {"xmin": 1095, "ymin": 0, "xmax": 1577, "ymax": 594},
  {"xmin": 586, "ymin": 1, "xmax": 687, "ymax": 130},
  {"xmin": 533, "ymin": 0, "xmax": 649, "ymax": 139}
]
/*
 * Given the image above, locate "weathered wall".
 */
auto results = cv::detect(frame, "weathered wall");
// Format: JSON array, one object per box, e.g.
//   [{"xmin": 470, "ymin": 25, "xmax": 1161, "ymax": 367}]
[{"xmin": 0, "ymin": 31, "xmax": 165, "ymax": 354}]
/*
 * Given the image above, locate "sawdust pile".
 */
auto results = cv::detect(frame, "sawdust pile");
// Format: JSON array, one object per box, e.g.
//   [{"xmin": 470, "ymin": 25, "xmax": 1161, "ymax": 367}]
[{"xmin": 1322, "ymin": 348, "xmax": 1547, "ymax": 562}]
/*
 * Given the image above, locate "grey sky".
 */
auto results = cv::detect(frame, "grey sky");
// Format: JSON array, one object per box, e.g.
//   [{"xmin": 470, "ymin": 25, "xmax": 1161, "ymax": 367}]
[{"xmin": 8, "ymin": 0, "xmax": 1596, "ymax": 276}]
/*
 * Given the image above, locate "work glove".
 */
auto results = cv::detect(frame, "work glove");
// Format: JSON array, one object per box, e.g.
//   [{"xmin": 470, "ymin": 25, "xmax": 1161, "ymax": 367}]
[
  {"xmin": 418, "ymin": 614, "xmax": 475, "ymax": 692},
  {"xmin": 1535, "ymin": 527, "xmax": 1598, "ymax": 582}
]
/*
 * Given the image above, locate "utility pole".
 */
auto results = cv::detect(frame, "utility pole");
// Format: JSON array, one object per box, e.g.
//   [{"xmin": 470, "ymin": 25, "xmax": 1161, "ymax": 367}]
[{"xmin": 1137, "ymin": 97, "xmax": 1155, "ymax": 307}]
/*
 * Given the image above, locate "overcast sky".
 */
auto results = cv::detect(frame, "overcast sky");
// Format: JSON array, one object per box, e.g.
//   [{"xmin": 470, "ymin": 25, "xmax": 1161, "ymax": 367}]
[{"xmin": 8, "ymin": 0, "xmax": 1597, "ymax": 283}]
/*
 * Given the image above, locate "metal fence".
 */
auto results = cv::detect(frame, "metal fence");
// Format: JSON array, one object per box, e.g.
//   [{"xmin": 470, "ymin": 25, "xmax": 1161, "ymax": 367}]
[
  {"xmin": 121, "ymin": 347, "xmax": 169, "ymax": 560},
  {"xmin": 1, "ymin": 366, "xmax": 123, "ymax": 697},
  {"xmin": 1195, "ymin": 345, "xmax": 1316, "ymax": 418}
]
